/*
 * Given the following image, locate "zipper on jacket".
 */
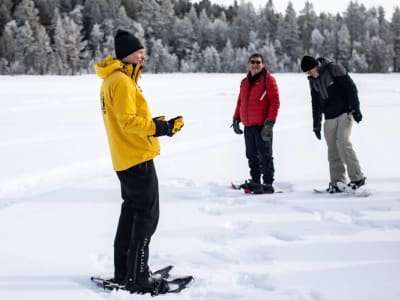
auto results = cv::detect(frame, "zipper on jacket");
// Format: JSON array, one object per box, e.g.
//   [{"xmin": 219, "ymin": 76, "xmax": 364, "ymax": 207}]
[{"xmin": 259, "ymin": 90, "xmax": 266, "ymax": 101}]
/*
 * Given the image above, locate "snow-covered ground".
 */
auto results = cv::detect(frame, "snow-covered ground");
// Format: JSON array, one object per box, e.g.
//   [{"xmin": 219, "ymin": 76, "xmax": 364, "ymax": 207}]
[{"xmin": 0, "ymin": 72, "xmax": 399, "ymax": 300}]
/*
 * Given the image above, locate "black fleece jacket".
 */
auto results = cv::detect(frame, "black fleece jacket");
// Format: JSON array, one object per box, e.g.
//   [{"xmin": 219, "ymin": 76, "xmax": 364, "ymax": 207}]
[{"xmin": 308, "ymin": 58, "xmax": 360, "ymax": 131}]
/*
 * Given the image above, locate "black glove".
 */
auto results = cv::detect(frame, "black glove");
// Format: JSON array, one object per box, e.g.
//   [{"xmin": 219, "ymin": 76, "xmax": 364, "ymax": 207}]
[
  {"xmin": 153, "ymin": 116, "xmax": 184, "ymax": 137},
  {"xmin": 313, "ymin": 129, "xmax": 321, "ymax": 140},
  {"xmin": 260, "ymin": 119, "xmax": 275, "ymax": 141},
  {"xmin": 352, "ymin": 110, "xmax": 362, "ymax": 123},
  {"xmin": 231, "ymin": 119, "xmax": 243, "ymax": 134},
  {"xmin": 154, "ymin": 119, "xmax": 168, "ymax": 137}
]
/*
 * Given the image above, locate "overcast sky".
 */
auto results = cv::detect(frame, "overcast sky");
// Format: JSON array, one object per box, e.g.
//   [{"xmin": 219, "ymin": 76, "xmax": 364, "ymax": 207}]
[{"xmin": 201, "ymin": 0, "xmax": 399, "ymax": 17}]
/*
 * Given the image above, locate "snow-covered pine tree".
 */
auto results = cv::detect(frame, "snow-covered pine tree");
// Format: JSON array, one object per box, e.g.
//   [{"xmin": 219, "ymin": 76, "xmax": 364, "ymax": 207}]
[
  {"xmin": 392, "ymin": 7, "xmax": 400, "ymax": 72},
  {"xmin": 147, "ymin": 38, "xmax": 178, "ymax": 73},
  {"xmin": 310, "ymin": 28, "xmax": 324, "ymax": 56},
  {"xmin": 196, "ymin": 9, "xmax": 213, "ymax": 49},
  {"xmin": 298, "ymin": 1, "xmax": 317, "ymax": 54},
  {"xmin": 202, "ymin": 45, "xmax": 221, "ymax": 72},
  {"xmin": 230, "ymin": 1, "xmax": 257, "ymax": 48},
  {"xmin": 211, "ymin": 12, "xmax": 229, "ymax": 51},
  {"xmin": 220, "ymin": 39, "xmax": 235, "ymax": 72},
  {"xmin": 337, "ymin": 24, "xmax": 351, "ymax": 69},
  {"xmin": 171, "ymin": 16, "xmax": 195, "ymax": 61},
  {"xmin": 276, "ymin": 2, "xmax": 302, "ymax": 71},
  {"xmin": 0, "ymin": 0, "xmax": 12, "ymax": 34},
  {"xmin": 344, "ymin": 1, "xmax": 367, "ymax": 55}
]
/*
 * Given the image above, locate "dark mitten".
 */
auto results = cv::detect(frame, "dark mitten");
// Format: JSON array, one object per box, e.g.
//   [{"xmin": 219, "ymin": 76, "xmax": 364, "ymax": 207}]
[
  {"xmin": 166, "ymin": 116, "xmax": 184, "ymax": 137},
  {"xmin": 260, "ymin": 119, "xmax": 275, "ymax": 141},
  {"xmin": 313, "ymin": 129, "xmax": 321, "ymax": 140},
  {"xmin": 352, "ymin": 110, "xmax": 362, "ymax": 123},
  {"xmin": 231, "ymin": 119, "xmax": 243, "ymax": 134}
]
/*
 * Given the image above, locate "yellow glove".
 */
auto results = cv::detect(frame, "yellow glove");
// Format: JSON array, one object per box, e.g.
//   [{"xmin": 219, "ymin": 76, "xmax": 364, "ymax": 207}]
[
  {"xmin": 167, "ymin": 116, "xmax": 184, "ymax": 136},
  {"xmin": 152, "ymin": 116, "xmax": 166, "ymax": 121}
]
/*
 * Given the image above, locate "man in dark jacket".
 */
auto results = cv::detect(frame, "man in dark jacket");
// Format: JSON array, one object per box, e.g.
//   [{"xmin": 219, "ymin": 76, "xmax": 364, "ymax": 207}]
[
  {"xmin": 232, "ymin": 53, "xmax": 280, "ymax": 194},
  {"xmin": 301, "ymin": 55, "xmax": 366, "ymax": 193}
]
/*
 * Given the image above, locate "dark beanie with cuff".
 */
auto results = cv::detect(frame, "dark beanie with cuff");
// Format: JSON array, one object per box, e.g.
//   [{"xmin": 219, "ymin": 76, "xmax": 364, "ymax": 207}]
[
  {"xmin": 114, "ymin": 29, "xmax": 144, "ymax": 60},
  {"xmin": 301, "ymin": 55, "xmax": 318, "ymax": 72}
]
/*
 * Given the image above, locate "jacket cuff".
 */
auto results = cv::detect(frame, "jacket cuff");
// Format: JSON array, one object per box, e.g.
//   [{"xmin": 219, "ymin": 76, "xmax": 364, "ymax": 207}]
[{"xmin": 153, "ymin": 120, "xmax": 168, "ymax": 137}]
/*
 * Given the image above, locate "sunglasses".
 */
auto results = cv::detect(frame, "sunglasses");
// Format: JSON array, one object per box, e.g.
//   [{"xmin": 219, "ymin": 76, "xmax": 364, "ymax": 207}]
[{"xmin": 249, "ymin": 60, "xmax": 262, "ymax": 65}]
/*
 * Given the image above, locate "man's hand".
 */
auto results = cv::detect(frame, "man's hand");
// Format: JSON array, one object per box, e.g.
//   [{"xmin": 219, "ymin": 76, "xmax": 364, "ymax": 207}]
[
  {"xmin": 153, "ymin": 116, "xmax": 184, "ymax": 137},
  {"xmin": 313, "ymin": 129, "xmax": 321, "ymax": 140},
  {"xmin": 166, "ymin": 116, "xmax": 184, "ymax": 136},
  {"xmin": 260, "ymin": 119, "xmax": 275, "ymax": 141},
  {"xmin": 352, "ymin": 111, "xmax": 362, "ymax": 123},
  {"xmin": 231, "ymin": 119, "xmax": 243, "ymax": 134}
]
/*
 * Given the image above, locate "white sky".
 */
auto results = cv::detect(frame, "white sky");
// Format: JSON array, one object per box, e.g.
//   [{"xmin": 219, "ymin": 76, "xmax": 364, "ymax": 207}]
[{"xmin": 202, "ymin": 0, "xmax": 398, "ymax": 17}]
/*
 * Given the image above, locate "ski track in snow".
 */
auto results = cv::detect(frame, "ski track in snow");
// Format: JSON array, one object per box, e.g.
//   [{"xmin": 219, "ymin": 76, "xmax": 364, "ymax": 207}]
[{"xmin": 0, "ymin": 74, "xmax": 400, "ymax": 300}]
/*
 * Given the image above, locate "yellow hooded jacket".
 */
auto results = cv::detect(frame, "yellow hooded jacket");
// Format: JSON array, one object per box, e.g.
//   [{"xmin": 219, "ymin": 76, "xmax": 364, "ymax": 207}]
[{"xmin": 95, "ymin": 55, "xmax": 160, "ymax": 171}]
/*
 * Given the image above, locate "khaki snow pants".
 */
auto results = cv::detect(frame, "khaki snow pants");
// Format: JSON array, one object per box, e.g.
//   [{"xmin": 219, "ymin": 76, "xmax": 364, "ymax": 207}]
[{"xmin": 324, "ymin": 113, "xmax": 364, "ymax": 185}]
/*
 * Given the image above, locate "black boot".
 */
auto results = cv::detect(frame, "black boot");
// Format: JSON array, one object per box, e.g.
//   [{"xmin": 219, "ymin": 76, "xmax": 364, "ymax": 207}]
[
  {"xmin": 124, "ymin": 238, "xmax": 170, "ymax": 295},
  {"xmin": 125, "ymin": 271, "xmax": 169, "ymax": 295},
  {"xmin": 348, "ymin": 177, "xmax": 366, "ymax": 190},
  {"xmin": 239, "ymin": 179, "xmax": 261, "ymax": 192},
  {"xmin": 253, "ymin": 183, "xmax": 274, "ymax": 194},
  {"xmin": 326, "ymin": 183, "xmax": 342, "ymax": 194}
]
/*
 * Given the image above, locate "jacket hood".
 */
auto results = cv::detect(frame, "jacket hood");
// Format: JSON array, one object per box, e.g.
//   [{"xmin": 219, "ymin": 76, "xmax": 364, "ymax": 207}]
[
  {"xmin": 95, "ymin": 55, "xmax": 142, "ymax": 81},
  {"xmin": 316, "ymin": 57, "xmax": 332, "ymax": 74}
]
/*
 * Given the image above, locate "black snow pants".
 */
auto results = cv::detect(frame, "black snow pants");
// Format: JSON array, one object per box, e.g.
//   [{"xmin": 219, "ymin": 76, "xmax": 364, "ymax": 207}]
[
  {"xmin": 244, "ymin": 125, "xmax": 275, "ymax": 184},
  {"xmin": 114, "ymin": 159, "xmax": 159, "ymax": 284}
]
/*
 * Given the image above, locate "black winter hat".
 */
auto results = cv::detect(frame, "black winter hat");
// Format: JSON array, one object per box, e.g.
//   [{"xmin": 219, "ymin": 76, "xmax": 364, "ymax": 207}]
[
  {"xmin": 114, "ymin": 29, "xmax": 144, "ymax": 60},
  {"xmin": 301, "ymin": 55, "xmax": 318, "ymax": 72}
]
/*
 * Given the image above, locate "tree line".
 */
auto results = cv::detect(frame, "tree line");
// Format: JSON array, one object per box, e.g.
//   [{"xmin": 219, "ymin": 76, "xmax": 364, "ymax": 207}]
[{"xmin": 1, "ymin": 0, "xmax": 400, "ymax": 75}]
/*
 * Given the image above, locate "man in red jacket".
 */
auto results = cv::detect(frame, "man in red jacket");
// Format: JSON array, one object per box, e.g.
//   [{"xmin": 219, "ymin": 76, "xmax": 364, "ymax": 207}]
[{"xmin": 232, "ymin": 53, "xmax": 280, "ymax": 194}]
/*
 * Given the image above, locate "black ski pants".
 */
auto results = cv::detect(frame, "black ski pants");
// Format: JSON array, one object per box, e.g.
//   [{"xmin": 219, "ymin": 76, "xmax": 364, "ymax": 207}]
[
  {"xmin": 244, "ymin": 125, "xmax": 275, "ymax": 184},
  {"xmin": 114, "ymin": 159, "xmax": 159, "ymax": 284}
]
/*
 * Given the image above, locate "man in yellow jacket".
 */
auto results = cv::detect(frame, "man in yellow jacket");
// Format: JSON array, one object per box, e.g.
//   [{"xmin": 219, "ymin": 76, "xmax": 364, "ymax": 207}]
[{"xmin": 95, "ymin": 29, "xmax": 183, "ymax": 295}]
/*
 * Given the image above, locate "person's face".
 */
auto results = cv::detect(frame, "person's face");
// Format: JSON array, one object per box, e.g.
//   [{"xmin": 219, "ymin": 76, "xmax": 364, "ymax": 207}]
[
  {"xmin": 122, "ymin": 48, "xmax": 146, "ymax": 65},
  {"xmin": 248, "ymin": 57, "xmax": 264, "ymax": 75},
  {"xmin": 305, "ymin": 66, "xmax": 319, "ymax": 78}
]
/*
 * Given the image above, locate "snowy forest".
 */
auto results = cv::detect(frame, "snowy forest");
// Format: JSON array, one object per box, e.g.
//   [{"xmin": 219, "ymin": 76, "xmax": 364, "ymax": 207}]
[{"xmin": 0, "ymin": 0, "xmax": 400, "ymax": 75}]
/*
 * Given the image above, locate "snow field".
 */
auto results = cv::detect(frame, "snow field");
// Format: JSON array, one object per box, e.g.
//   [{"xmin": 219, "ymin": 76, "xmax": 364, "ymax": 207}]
[{"xmin": 0, "ymin": 73, "xmax": 399, "ymax": 300}]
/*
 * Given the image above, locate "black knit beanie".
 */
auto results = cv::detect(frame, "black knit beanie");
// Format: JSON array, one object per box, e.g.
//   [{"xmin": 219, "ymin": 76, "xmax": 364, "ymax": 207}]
[
  {"xmin": 114, "ymin": 29, "xmax": 144, "ymax": 60},
  {"xmin": 301, "ymin": 55, "xmax": 318, "ymax": 72}
]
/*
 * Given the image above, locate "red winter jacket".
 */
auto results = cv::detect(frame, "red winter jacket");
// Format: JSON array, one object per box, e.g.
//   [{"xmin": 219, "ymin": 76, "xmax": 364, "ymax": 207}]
[{"xmin": 233, "ymin": 68, "xmax": 280, "ymax": 126}]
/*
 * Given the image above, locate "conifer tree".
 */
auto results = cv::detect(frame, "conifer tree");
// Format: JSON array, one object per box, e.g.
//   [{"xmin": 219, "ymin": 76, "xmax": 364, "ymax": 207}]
[
  {"xmin": 197, "ymin": 9, "xmax": 212, "ymax": 49},
  {"xmin": 1, "ymin": 20, "xmax": 18, "ymax": 72},
  {"xmin": 277, "ymin": 2, "xmax": 301, "ymax": 70},
  {"xmin": 171, "ymin": 16, "xmax": 195, "ymax": 61},
  {"xmin": 220, "ymin": 39, "xmax": 235, "ymax": 72},
  {"xmin": 367, "ymin": 36, "xmax": 390, "ymax": 72},
  {"xmin": 202, "ymin": 45, "xmax": 221, "ymax": 72},
  {"xmin": 337, "ymin": 24, "xmax": 351, "ymax": 68},
  {"xmin": 310, "ymin": 28, "xmax": 324, "ymax": 56},
  {"xmin": 298, "ymin": 1, "xmax": 317, "ymax": 53},
  {"xmin": 64, "ymin": 14, "xmax": 87, "ymax": 74},
  {"xmin": 392, "ymin": 7, "xmax": 400, "ymax": 72},
  {"xmin": 148, "ymin": 38, "xmax": 178, "ymax": 73},
  {"xmin": 212, "ymin": 12, "xmax": 229, "ymax": 51},
  {"xmin": 0, "ymin": 0, "xmax": 12, "ymax": 34},
  {"xmin": 344, "ymin": 1, "xmax": 367, "ymax": 53},
  {"xmin": 32, "ymin": 22, "xmax": 53, "ymax": 74},
  {"xmin": 15, "ymin": 21, "xmax": 34, "ymax": 74},
  {"xmin": 230, "ymin": 1, "xmax": 257, "ymax": 48}
]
